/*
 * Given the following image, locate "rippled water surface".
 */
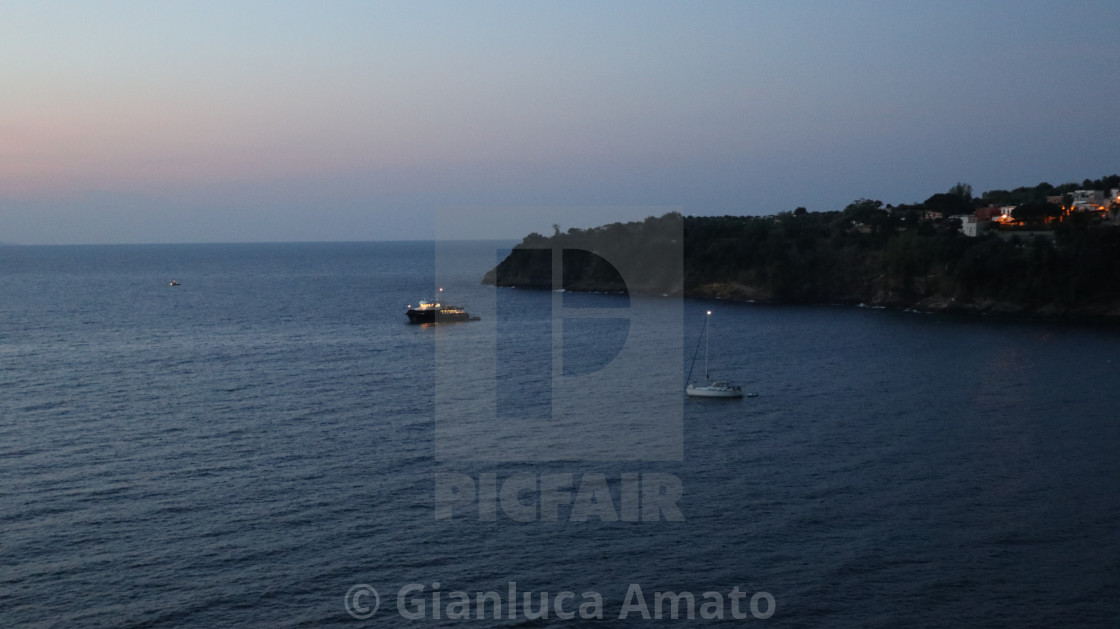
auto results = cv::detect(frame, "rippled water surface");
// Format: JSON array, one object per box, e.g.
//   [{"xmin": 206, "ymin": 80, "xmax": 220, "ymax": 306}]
[{"xmin": 2, "ymin": 242, "xmax": 1118, "ymax": 627}]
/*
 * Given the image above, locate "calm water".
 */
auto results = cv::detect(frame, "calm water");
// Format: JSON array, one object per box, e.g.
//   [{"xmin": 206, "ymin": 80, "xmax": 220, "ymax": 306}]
[{"xmin": 2, "ymin": 242, "xmax": 1119, "ymax": 627}]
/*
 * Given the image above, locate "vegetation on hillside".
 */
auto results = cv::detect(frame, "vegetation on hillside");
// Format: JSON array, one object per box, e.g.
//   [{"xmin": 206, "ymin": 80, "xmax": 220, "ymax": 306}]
[
  {"xmin": 484, "ymin": 175, "xmax": 1120, "ymax": 317},
  {"xmin": 681, "ymin": 208, "xmax": 1120, "ymax": 315}
]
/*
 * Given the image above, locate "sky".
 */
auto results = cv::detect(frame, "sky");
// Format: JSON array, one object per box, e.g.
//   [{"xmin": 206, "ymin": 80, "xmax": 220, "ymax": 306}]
[{"xmin": 1, "ymin": 1, "xmax": 1118, "ymax": 244}]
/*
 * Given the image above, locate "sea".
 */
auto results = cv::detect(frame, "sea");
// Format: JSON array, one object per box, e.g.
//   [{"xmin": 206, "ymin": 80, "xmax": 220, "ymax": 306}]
[{"xmin": 2, "ymin": 241, "xmax": 1119, "ymax": 628}]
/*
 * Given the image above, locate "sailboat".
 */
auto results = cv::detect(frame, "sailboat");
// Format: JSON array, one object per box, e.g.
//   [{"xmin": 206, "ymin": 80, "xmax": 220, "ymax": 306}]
[{"xmin": 686, "ymin": 310, "xmax": 747, "ymax": 398}]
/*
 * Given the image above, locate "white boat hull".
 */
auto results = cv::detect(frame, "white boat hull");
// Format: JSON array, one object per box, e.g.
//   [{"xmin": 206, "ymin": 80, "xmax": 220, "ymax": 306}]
[{"xmin": 686, "ymin": 383, "xmax": 744, "ymax": 398}]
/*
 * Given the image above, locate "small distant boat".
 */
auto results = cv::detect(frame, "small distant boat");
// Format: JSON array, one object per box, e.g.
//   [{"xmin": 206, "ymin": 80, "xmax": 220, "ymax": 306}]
[
  {"xmin": 169, "ymin": 280, "xmax": 180, "ymax": 286},
  {"xmin": 685, "ymin": 310, "xmax": 751, "ymax": 399},
  {"xmin": 406, "ymin": 288, "xmax": 479, "ymax": 324}
]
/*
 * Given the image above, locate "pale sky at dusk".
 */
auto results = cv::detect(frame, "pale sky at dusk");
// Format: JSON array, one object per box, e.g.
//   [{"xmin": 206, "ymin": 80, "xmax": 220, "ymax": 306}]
[{"xmin": 2, "ymin": 1, "xmax": 1118, "ymax": 244}]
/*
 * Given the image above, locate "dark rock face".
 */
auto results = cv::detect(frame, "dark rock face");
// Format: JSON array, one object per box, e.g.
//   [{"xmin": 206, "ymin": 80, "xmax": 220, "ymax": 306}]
[{"xmin": 485, "ymin": 212, "xmax": 1120, "ymax": 320}]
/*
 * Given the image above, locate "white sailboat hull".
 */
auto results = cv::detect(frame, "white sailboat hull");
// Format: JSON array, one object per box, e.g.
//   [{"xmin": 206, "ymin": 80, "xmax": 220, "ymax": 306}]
[{"xmin": 686, "ymin": 383, "xmax": 744, "ymax": 398}]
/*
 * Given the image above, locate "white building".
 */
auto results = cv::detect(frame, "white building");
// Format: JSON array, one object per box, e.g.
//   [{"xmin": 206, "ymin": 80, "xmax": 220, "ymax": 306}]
[
  {"xmin": 1071, "ymin": 190, "xmax": 1106, "ymax": 211},
  {"xmin": 951, "ymin": 214, "xmax": 986, "ymax": 237}
]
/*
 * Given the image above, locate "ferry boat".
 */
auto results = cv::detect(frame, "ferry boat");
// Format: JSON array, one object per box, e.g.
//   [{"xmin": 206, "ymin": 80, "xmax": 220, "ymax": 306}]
[{"xmin": 406, "ymin": 289, "xmax": 479, "ymax": 324}]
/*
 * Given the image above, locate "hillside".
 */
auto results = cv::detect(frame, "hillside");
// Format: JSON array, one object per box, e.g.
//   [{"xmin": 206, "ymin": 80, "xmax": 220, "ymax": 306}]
[{"xmin": 483, "ymin": 182, "xmax": 1120, "ymax": 318}]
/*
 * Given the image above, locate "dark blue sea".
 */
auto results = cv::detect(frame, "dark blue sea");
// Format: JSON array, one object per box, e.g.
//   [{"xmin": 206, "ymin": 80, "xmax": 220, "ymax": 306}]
[{"xmin": 2, "ymin": 242, "xmax": 1119, "ymax": 627}]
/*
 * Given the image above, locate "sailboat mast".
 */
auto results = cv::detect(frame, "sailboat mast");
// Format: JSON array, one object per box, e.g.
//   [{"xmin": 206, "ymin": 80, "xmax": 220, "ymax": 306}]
[
  {"xmin": 685, "ymin": 310, "xmax": 710, "ymax": 386},
  {"xmin": 704, "ymin": 310, "xmax": 710, "ymax": 381},
  {"xmin": 685, "ymin": 311, "xmax": 703, "ymax": 382}
]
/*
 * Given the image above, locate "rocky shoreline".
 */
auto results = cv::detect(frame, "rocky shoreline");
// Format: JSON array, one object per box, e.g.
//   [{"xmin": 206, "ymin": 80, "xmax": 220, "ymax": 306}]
[
  {"xmin": 483, "ymin": 274, "xmax": 1120, "ymax": 320},
  {"xmin": 685, "ymin": 281, "xmax": 1120, "ymax": 320},
  {"xmin": 483, "ymin": 209, "xmax": 1120, "ymax": 322}
]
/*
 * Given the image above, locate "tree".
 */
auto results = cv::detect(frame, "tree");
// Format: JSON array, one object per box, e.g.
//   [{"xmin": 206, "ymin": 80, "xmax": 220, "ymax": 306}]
[
  {"xmin": 843, "ymin": 199, "xmax": 883, "ymax": 219},
  {"xmin": 949, "ymin": 182, "xmax": 973, "ymax": 202},
  {"xmin": 793, "ymin": 206, "xmax": 807, "ymax": 216},
  {"xmin": 923, "ymin": 192, "xmax": 972, "ymax": 217},
  {"xmin": 1011, "ymin": 201, "xmax": 1061, "ymax": 224}
]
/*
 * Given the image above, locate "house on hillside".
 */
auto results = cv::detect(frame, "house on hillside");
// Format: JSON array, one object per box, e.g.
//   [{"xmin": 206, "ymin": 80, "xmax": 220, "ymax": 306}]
[
  {"xmin": 994, "ymin": 206, "xmax": 1018, "ymax": 224},
  {"xmin": 951, "ymin": 214, "xmax": 986, "ymax": 237},
  {"xmin": 1071, "ymin": 190, "xmax": 1107, "ymax": 212},
  {"xmin": 975, "ymin": 206, "xmax": 1002, "ymax": 221}
]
